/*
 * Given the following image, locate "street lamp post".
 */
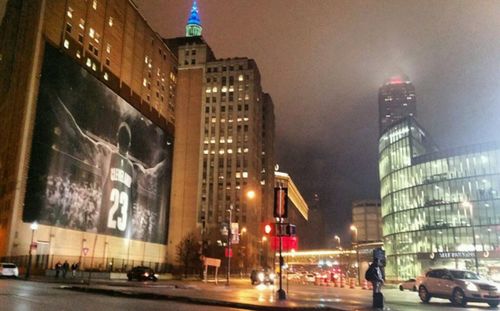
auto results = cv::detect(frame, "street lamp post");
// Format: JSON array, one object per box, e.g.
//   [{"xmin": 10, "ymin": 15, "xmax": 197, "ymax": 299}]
[
  {"xmin": 463, "ymin": 201, "xmax": 480, "ymax": 274},
  {"xmin": 350, "ymin": 225, "xmax": 360, "ymax": 285},
  {"xmin": 334, "ymin": 235, "xmax": 341, "ymax": 249},
  {"xmin": 226, "ymin": 204, "xmax": 233, "ymax": 286},
  {"xmin": 25, "ymin": 222, "xmax": 39, "ymax": 279}
]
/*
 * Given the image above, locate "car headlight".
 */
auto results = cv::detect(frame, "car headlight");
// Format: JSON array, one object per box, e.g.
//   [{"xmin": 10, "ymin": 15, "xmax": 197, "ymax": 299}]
[
  {"xmin": 258, "ymin": 272, "xmax": 264, "ymax": 282},
  {"xmin": 144, "ymin": 272, "xmax": 149, "ymax": 277},
  {"xmin": 269, "ymin": 273, "xmax": 275, "ymax": 280},
  {"xmin": 466, "ymin": 282, "xmax": 478, "ymax": 291}
]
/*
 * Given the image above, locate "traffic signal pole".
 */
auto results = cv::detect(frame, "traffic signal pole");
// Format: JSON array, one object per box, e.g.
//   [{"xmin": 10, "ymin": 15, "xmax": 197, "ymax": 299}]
[{"xmin": 277, "ymin": 216, "xmax": 286, "ymax": 300}]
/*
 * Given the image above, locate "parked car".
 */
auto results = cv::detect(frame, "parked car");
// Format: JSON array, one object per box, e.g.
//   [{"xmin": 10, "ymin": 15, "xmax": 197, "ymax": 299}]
[
  {"xmin": 399, "ymin": 278, "xmax": 417, "ymax": 291},
  {"xmin": 250, "ymin": 269, "xmax": 275, "ymax": 285},
  {"xmin": 0, "ymin": 263, "xmax": 19, "ymax": 278},
  {"xmin": 305, "ymin": 273, "xmax": 316, "ymax": 283},
  {"xmin": 127, "ymin": 266, "xmax": 158, "ymax": 281},
  {"xmin": 418, "ymin": 268, "xmax": 500, "ymax": 307}
]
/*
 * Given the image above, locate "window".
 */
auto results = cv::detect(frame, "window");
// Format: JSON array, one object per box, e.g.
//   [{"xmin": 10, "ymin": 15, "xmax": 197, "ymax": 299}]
[
  {"xmin": 67, "ymin": 7, "xmax": 73, "ymax": 18},
  {"xmin": 106, "ymin": 43, "xmax": 111, "ymax": 53},
  {"xmin": 238, "ymin": 74, "xmax": 244, "ymax": 81},
  {"xmin": 105, "ymin": 58, "xmax": 110, "ymax": 66},
  {"xmin": 108, "ymin": 16, "xmax": 113, "ymax": 27},
  {"xmin": 103, "ymin": 72, "xmax": 109, "ymax": 81},
  {"xmin": 92, "ymin": 0, "xmax": 97, "ymax": 10},
  {"xmin": 63, "ymin": 39, "xmax": 70, "ymax": 49},
  {"xmin": 65, "ymin": 23, "xmax": 72, "ymax": 33},
  {"xmin": 78, "ymin": 34, "xmax": 83, "ymax": 43},
  {"xmin": 89, "ymin": 28, "xmax": 95, "ymax": 38},
  {"xmin": 79, "ymin": 19, "xmax": 85, "ymax": 30}
]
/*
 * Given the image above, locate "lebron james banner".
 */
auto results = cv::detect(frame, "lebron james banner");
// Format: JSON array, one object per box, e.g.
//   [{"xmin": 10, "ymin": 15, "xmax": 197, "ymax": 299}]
[{"xmin": 24, "ymin": 44, "xmax": 173, "ymax": 244}]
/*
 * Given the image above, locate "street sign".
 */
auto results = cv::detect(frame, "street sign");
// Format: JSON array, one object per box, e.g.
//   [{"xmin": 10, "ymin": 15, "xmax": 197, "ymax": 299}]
[
  {"xmin": 231, "ymin": 223, "xmax": 239, "ymax": 244},
  {"xmin": 225, "ymin": 248, "xmax": 233, "ymax": 258},
  {"xmin": 82, "ymin": 247, "xmax": 89, "ymax": 256}
]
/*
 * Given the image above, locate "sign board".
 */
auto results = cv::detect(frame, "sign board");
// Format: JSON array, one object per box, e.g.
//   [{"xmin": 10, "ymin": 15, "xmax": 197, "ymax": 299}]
[
  {"xmin": 82, "ymin": 247, "xmax": 89, "ymax": 256},
  {"xmin": 225, "ymin": 248, "xmax": 233, "ymax": 258},
  {"xmin": 231, "ymin": 223, "xmax": 239, "ymax": 244},
  {"xmin": 273, "ymin": 187, "xmax": 288, "ymax": 218},
  {"xmin": 203, "ymin": 257, "xmax": 221, "ymax": 268},
  {"xmin": 270, "ymin": 236, "xmax": 298, "ymax": 251}
]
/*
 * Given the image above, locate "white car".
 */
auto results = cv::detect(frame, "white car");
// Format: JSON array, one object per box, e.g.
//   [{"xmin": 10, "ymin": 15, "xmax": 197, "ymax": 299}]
[
  {"xmin": 0, "ymin": 263, "xmax": 19, "ymax": 278},
  {"xmin": 305, "ymin": 274, "xmax": 316, "ymax": 283},
  {"xmin": 399, "ymin": 278, "xmax": 417, "ymax": 291},
  {"xmin": 418, "ymin": 268, "xmax": 500, "ymax": 307}
]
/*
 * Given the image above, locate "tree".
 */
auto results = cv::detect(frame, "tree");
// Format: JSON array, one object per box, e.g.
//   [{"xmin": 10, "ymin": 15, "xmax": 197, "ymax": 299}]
[{"xmin": 176, "ymin": 232, "xmax": 201, "ymax": 278}]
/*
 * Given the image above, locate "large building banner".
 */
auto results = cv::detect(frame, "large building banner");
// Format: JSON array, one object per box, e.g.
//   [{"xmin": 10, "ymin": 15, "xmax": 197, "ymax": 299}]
[{"xmin": 24, "ymin": 44, "xmax": 173, "ymax": 244}]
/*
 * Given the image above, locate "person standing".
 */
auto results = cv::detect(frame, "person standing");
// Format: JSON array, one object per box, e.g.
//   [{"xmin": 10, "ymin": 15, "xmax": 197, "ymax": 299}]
[
  {"xmin": 62, "ymin": 260, "xmax": 69, "ymax": 278},
  {"xmin": 55, "ymin": 261, "xmax": 62, "ymax": 278},
  {"xmin": 71, "ymin": 262, "xmax": 79, "ymax": 278}
]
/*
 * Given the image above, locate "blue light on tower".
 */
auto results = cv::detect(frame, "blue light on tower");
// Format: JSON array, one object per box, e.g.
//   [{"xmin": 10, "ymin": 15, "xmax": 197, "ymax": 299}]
[{"xmin": 186, "ymin": 0, "xmax": 202, "ymax": 37}]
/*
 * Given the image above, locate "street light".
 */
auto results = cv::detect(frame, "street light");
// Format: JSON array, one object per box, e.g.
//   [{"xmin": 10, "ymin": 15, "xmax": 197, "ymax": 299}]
[
  {"xmin": 462, "ymin": 201, "xmax": 480, "ymax": 274},
  {"xmin": 350, "ymin": 225, "xmax": 360, "ymax": 285},
  {"xmin": 25, "ymin": 221, "xmax": 39, "ymax": 279},
  {"xmin": 334, "ymin": 235, "xmax": 341, "ymax": 248},
  {"xmin": 226, "ymin": 204, "xmax": 233, "ymax": 286}
]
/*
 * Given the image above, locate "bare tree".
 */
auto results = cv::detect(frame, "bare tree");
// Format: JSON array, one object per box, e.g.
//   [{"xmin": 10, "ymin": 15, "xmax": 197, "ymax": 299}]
[{"xmin": 176, "ymin": 232, "xmax": 200, "ymax": 278}]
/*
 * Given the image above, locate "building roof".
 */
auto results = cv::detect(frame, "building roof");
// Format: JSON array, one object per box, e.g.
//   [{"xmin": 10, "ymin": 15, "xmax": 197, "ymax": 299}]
[{"xmin": 187, "ymin": 0, "xmax": 201, "ymax": 26}]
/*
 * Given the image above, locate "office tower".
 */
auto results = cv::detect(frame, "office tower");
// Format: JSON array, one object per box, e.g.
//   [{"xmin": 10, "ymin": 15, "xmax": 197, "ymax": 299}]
[
  {"xmin": 165, "ymin": 2, "xmax": 276, "ymax": 268},
  {"xmin": 378, "ymin": 74, "xmax": 416, "ymax": 134}
]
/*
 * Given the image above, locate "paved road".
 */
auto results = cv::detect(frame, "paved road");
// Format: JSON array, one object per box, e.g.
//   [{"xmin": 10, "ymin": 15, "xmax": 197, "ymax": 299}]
[{"xmin": 0, "ymin": 279, "xmax": 245, "ymax": 311}]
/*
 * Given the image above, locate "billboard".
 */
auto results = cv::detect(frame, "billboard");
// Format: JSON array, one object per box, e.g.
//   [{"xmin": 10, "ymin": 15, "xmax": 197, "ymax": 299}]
[{"xmin": 24, "ymin": 44, "xmax": 173, "ymax": 244}]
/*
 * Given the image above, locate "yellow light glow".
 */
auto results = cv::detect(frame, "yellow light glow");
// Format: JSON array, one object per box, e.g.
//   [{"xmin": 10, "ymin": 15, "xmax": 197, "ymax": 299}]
[{"xmin": 246, "ymin": 190, "xmax": 256, "ymax": 199}]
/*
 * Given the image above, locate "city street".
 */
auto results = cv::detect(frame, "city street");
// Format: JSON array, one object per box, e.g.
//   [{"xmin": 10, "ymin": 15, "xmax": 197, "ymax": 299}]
[
  {"xmin": 0, "ymin": 279, "xmax": 245, "ymax": 311},
  {"xmin": 1, "ymin": 278, "xmax": 498, "ymax": 311}
]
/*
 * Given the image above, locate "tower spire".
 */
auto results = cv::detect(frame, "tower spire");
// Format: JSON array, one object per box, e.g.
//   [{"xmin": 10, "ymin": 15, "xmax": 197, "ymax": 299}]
[{"xmin": 185, "ymin": 0, "xmax": 202, "ymax": 37}]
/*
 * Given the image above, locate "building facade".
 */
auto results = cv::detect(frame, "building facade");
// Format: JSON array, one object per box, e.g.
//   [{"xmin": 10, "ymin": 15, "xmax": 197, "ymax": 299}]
[
  {"xmin": 379, "ymin": 117, "xmax": 500, "ymax": 281},
  {"xmin": 0, "ymin": 0, "xmax": 178, "ymax": 271},
  {"xmin": 378, "ymin": 74, "xmax": 416, "ymax": 134},
  {"xmin": 164, "ymin": 3, "xmax": 276, "ymax": 269},
  {"xmin": 351, "ymin": 200, "xmax": 382, "ymax": 244}
]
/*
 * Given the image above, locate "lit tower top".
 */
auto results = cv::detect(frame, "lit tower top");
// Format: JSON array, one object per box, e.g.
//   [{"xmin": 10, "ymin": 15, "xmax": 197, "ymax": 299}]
[{"xmin": 185, "ymin": 0, "xmax": 202, "ymax": 37}]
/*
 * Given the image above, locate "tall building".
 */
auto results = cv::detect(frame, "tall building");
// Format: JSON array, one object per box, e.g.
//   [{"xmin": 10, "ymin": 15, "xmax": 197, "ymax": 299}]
[
  {"xmin": 351, "ymin": 200, "xmax": 382, "ymax": 244},
  {"xmin": 164, "ymin": 2, "xmax": 276, "ymax": 269},
  {"xmin": 378, "ymin": 74, "xmax": 416, "ymax": 134},
  {"xmin": 0, "ymin": 0, "xmax": 178, "ymax": 269},
  {"xmin": 380, "ymin": 117, "xmax": 500, "ymax": 281}
]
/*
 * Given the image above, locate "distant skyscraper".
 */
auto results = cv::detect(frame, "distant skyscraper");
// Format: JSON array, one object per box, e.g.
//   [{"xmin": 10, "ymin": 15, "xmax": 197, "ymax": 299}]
[
  {"xmin": 185, "ymin": 1, "xmax": 202, "ymax": 37},
  {"xmin": 378, "ymin": 74, "xmax": 416, "ymax": 135}
]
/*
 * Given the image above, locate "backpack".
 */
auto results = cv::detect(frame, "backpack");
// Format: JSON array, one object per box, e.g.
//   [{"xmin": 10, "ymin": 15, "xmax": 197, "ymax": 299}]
[{"xmin": 365, "ymin": 265, "xmax": 376, "ymax": 282}]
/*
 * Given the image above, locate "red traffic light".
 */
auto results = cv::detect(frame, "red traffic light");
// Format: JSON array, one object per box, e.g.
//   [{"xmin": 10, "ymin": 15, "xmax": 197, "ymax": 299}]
[{"xmin": 264, "ymin": 224, "xmax": 272, "ymax": 234}]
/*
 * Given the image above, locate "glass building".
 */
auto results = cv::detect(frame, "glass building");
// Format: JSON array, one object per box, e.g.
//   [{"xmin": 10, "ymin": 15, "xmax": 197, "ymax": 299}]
[{"xmin": 379, "ymin": 117, "xmax": 500, "ymax": 281}]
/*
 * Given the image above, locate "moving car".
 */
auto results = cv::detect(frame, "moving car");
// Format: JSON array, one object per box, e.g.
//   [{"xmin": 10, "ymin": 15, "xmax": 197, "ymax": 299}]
[
  {"xmin": 127, "ymin": 266, "xmax": 158, "ymax": 281},
  {"xmin": 399, "ymin": 278, "xmax": 417, "ymax": 291},
  {"xmin": 0, "ymin": 263, "xmax": 19, "ymax": 278},
  {"xmin": 418, "ymin": 268, "xmax": 500, "ymax": 307},
  {"xmin": 250, "ymin": 269, "xmax": 275, "ymax": 285}
]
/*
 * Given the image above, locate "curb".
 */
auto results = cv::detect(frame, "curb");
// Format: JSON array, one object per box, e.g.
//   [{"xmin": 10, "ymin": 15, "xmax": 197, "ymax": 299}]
[{"xmin": 60, "ymin": 285, "xmax": 359, "ymax": 311}]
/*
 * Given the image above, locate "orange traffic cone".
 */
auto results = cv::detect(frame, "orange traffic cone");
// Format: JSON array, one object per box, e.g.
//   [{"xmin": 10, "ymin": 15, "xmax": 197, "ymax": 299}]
[
  {"xmin": 340, "ymin": 276, "xmax": 346, "ymax": 288},
  {"xmin": 362, "ymin": 279, "xmax": 368, "ymax": 290},
  {"xmin": 349, "ymin": 278, "xmax": 355, "ymax": 289}
]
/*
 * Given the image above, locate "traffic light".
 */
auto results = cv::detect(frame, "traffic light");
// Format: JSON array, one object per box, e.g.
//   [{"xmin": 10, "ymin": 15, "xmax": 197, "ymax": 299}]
[{"xmin": 262, "ymin": 223, "xmax": 275, "ymax": 236}]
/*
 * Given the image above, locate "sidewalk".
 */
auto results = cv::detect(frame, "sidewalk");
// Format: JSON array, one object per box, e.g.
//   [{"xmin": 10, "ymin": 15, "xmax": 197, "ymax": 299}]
[{"xmin": 38, "ymin": 277, "xmax": 374, "ymax": 311}]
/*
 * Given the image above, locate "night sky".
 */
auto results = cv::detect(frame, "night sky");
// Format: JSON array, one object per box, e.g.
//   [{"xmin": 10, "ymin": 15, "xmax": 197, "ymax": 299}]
[{"xmin": 135, "ymin": 0, "xmax": 500, "ymax": 245}]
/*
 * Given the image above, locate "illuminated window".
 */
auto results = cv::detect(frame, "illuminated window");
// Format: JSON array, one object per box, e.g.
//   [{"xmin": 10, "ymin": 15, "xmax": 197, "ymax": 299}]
[
  {"xmin": 86, "ymin": 58, "xmax": 92, "ymax": 67},
  {"xmin": 221, "ymin": 86, "xmax": 228, "ymax": 92},
  {"xmin": 89, "ymin": 28, "xmax": 95, "ymax": 38},
  {"xmin": 212, "ymin": 86, "xmax": 218, "ymax": 93},
  {"xmin": 76, "ymin": 50, "xmax": 81, "ymax": 59},
  {"xmin": 103, "ymin": 72, "xmax": 109, "ymax": 81},
  {"xmin": 91, "ymin": 63, "xmax": 97, "ymax": 71},
  {"xmin": 244, "ymin": 94, "xmax": 249, "ymax": 100},
  {"xmin": 143, "ymin": 78, "xmax": 147, "ymax": 87},
  {"xmin": 79, "ymin": 19, "xmax": 85, "ymax": 29},
  {"xmin": 145, "ymin": 56, "xmax": 149, "ymax": 63},
  {"xmin": 205, "ymin": 87, "xmax": 211, "ymax": 93},
  {"xmin": 63, "ymin": 39, "xmax": 70, "ymax": 49},
  {"xmin": 242, "ymin": 172, "xmax": 248, "ymax": 178},
  {"xmin": 219, "ymin": 150, "xmax": 225, "ymax": 155},
  {"xmin": 92, "ymin": 0, "xmax": 97, "ymax": 10},
  {"xmin": 67, "ymin": 7, "xmax": 73, "ymax": 18},
  {"xmin": 238, "ymin": 74, "xmax": 244, "ymax": 81},
  {"xmin": 106, "ymin": 43, "xmax": 111, "ymax": 53},
  {"xmin": 108, "ymin": 16, "xmax": 113, "ymax": 27},
  {"xmin": 203, "ymin": 150, "xmax": 209, "ymax": 155},
  {"xmin": 227, "ymin": 149, "xmax": 233, "ymax": 154},
  {"xmin": 236, "ymin": 172, "xmax": 241, "ymax": 178}
]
